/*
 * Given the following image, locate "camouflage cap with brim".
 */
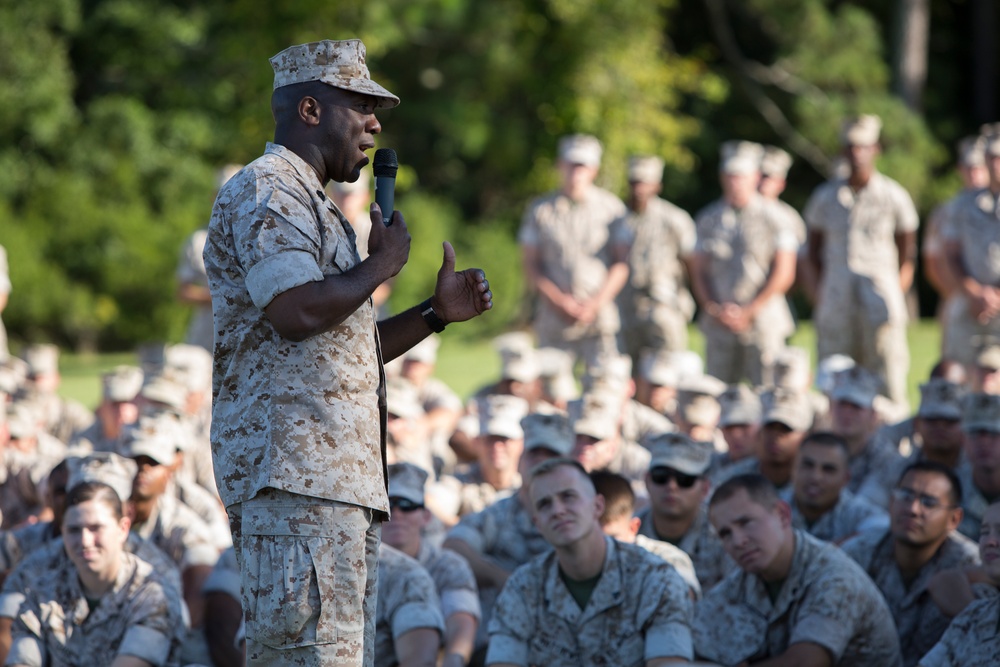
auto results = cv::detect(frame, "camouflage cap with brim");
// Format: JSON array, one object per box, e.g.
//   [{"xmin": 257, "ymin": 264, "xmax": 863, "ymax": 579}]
[{"xmin": 270, "ymin": 39, "xmax": 400, "ymax": 109}]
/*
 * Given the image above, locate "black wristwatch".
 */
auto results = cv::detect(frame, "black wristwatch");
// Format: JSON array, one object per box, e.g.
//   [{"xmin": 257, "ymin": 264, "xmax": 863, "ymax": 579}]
[{"xmin": 419, "ymin": 298, "xmax": 447, "ymax": 333}]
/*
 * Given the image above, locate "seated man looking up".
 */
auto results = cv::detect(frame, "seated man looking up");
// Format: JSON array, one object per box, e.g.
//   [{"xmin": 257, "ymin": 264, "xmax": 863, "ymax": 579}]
[
  {"xmin": 487, "ymin": 457, "xmax": 694, "ymax": 666},
  {"xmin": 694, "ymin": 473, "xmax": 902, "ymax": 666}
]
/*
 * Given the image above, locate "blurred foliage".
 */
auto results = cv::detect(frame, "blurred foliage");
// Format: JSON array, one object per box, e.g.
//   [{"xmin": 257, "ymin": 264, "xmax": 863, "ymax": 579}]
[{"xmin": 0, "ymin": 0, "xmax": 995, "ymax": 349}]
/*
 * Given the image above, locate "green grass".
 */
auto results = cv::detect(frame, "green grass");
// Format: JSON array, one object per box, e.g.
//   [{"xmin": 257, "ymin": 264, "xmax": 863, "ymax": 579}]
[{"xmin": 56, "ymin": 320, "xmax": 943, "ymax": 410}]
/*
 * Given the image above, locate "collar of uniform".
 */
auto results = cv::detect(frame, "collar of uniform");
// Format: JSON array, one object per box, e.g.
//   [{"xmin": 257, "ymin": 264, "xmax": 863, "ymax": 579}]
[
  {"xmin": 543, "ymin": 535, "xmax": 622, "ymax": 624},
  {"xmin": 61, "ymin": 548, "xmax": 137, "ymax": 625},
  {"xmin": 264, "ymin": 142, "xmax": 327, "ymax": 198},
  {"xmin": 728, "ymin": 529, "xmax": 812, "ymax": 620}
]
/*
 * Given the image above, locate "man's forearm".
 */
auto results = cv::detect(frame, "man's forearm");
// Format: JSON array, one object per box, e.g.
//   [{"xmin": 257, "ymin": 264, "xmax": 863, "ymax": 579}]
[{"xmin": 442, "ymin": 538, "xmax": 509, "ymax": 589}]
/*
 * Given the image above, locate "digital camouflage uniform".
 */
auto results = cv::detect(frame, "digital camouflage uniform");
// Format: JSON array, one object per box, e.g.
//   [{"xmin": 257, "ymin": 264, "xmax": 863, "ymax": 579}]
[
  {"xmin": 417, "ymin": 539, "xmax": 481, "ymax": 625},
  {"xmin": 176, "ymin": 228, "xmax": 214, "ymax": 351},
  {"xmin": 445, "ymin": 494, "xmax": 551, "ymax": 649},
  {"xmin": 204, "ymin": 131, "xmax": 389, "ymax": 665},
  {"xmin": 804, "ymin": 171, "xmax": 919, "ymax": 407},
  {"xmin": 486, "ymin": 536, "xmax": 694, "ymax": 666},
  {"xmin": 0, "ymin": 532, "xmax": 183, "ymax": 625},
  {"xmin": 633, "ymin": 534, "xmax": 701, "ymax": 599},
  {"xmin": 840, "ymin": 527, "xmax": 980, "ymax": 666},
  {"xmin": 130, "ymin": 493, "xmax": 218, "ymax": 573},
  {"xmin": 519, "ymin": 186, "xmax": 628, "ymax": 369},
  {"xmin": 447, "ymin": 465, "xmax": 519, "ymax": 517},
  {"xmin": 4, "ymin": 549, "xmax": 184, "ymax": 667},
  {"xmin": 956, "ymin": 462, "xmax": 994, "ymax": 541},
  {"xmin": 621, "ymin": 399, "xmax": 675, "ymax": 450},
  {"xmin": 693, "ymin": 194, "xmax": 798, "ymax": 385},
  {"xmin": 373, "ymin": 543, "xmax": 445, "ymax": 667},
  {"xmin": 939, "ymin": 188, "xmax": 1000, "ymax": 364},
  {"xmin": 636, "ymin": 504, "xmax": 734, "ymax": 591},
  {"xmin": 918, "ymin": 584, "xmax": 1000, "ymax": 667},
  {"xmin": 618, "ymin": 196, "xmax": 697, "ymax": 358},
  {"xmin": 788, "ymin": 488, "xmax": 889, "ymax": 544},
  {"xmin": 850, "ymin": 434, "xmax": 904, "ymax": 504},
  {"xmin": 693, "ymin": 530, "xmax": 902, "ymax": 666}
]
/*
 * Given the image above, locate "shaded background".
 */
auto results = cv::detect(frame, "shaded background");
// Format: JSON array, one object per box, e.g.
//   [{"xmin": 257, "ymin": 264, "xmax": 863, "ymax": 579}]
[{"xmin": 2, "ymin": 0, "xmax": 997, "ymax": 351}]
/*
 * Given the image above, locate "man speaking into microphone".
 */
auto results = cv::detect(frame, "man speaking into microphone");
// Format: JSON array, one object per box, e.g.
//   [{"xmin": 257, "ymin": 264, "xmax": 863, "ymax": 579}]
[{"xmin": 203, "ymin": 39, "xmax": 493, "ymax": 667}]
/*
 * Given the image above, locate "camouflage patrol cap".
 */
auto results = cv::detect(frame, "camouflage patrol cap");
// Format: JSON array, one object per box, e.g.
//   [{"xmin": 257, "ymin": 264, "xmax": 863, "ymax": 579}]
[
  {"xmin": 535, "ymin": 347, "xmax": 578, "ymax": 401},
  {"xmin": 720, "ymin": 141, "xmax": 764, "ymax": 175},
  {"xmin": 957, "ymin": 135, "xmax": 987, "ymax": 168},
  {"xmin": 492, "ymin": 331, "xmax": 535, "ymax": 356},
  {"xmin": 387, "ymin": 462, "xmax": 428, "ymax": 505},
  {"xmin": 136, "ymin": 342, "xmax": 168, "ymax": 376},
  {"xmin": 973, "ymin": 335, "xmax": 1000, "ymax": 370},
  {"xmin": 760, "ymin": 146, "xmax": 793, "ymax": 179},
  {"xmin": 270, "ymin": 39, "xmax": 400, "ymax": 109},
  {"xmin": 627, "ymin": 156, "xmax": 665, "ymax": 184},
  {"xmin": 639, "ymin": 350, "xmax": 678, "ymax": 388},
  {"xmin": 962, "ymin": 393, "xmax": 1000, "ymax": 433},
  {"xmin": 760, "ymin": 386, "xmax": 812, "ymax": 432},
  {"xmin": 830, "ymin": 366, "xmax": 881, "ymax": 408},
  {"xmin": 479, "ymin": 394, "xmax": 529, "ymax": 440},
  {"xmin": 164, "ymin": 344, "xmax": 213, "ymax": 392},
  {"xmin": 647, "ymin": 432, "xmax": 713, "ymax": 477},
  {"xmin": 917, "ymin": 378, "xmax": 965, "ymax": 421},
  {"xmin": 772, "ymin": 346, "xmax": 811, "ymax": 390},
  {"xmin": 20, "ymin": 343, "xmax": 59, "ymax": 377},
  {"xmin": 404, "ymin": 336, "xmax": 440, "ymax": 365},
  {"xmin": 815, "ymin": 354, "xmax": 856, "ymax": 394},
  {"xmin": 0, "ymin": 358, "xmax": 27, "ymax": 395},
  {"xmin": 102, "ymin": 365, "xmax": 144, "ymax": 403},
  {"xmin": 121, "ymin": 419, "xmax": 178, "ymax": 466},
  {"xmin": 558, "ymin": 134, "xmax": 602, "ymax": 167},
  {"xmin": 570, "ymin": 389, "xmax": 623, "ymax": 441},
  {"xmin": 67, "ymin": 452, "xmax": 138, "ymax": 503},
  {"xmin": 521, "ymin": 412, "xmax": 575, "ymax": 456},
  {"xmin": 500, "ymin": 347, "xmax": 540, "ymax": 383},
  {"xmin": 677, "ymin": 375, "xmax": 726, "ymax": 427},
  {"xmin": 718, "ymin": 384, "xmax": 761, "ymax": 427},
  {"xmin": 5, "ymin": 403, "xmax": 37, "ymax": 440},
  {"xmin": 583, "ymin": 353, "xmax": 632, "ymax": 396},
  {"xmin": 840, "ymin": 114, "xmax": 882, "ymax": 147},
  {"xmin": 140, "ymin": 371, "xmax": 188, "ymax": 415},
  {"xmin": 981, "ymin": 123, "xmax": 1000, "ymax": 157},
  {"xmin": 386, "ymin": 378, "xmax": 423, "ymax": 420}
]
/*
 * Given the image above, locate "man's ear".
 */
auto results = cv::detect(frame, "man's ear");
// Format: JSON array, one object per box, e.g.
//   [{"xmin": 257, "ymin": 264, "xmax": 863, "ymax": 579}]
[
  {"xmin": 775, "ymin": 499, "xmax": 793, "ymax": 527},
  {"xmin": 593, "ymin": 493, "xmax": 606, "ymax": 522},
  {"xmin": 628, "ymin": 516, "xmax": 641, "ymax": 538},
  {"xmin": 298, "ymin": 95, "xmax": 322, "ymax": 126}
]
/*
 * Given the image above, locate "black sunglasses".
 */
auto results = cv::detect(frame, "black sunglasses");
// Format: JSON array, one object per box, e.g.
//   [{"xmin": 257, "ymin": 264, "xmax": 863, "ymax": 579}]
[
  {"xmin": 389, "ymin": 497, "xmax": 425, "ymax": 512},
  {"xmin": 649, "ymin": 467, "xmax": 699, "ymax": 489}
]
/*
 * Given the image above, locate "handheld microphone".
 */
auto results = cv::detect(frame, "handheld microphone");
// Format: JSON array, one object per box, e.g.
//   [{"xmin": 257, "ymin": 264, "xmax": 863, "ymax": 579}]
[{"xmin": 373, "ymin": 148, "xmax": 398, "ymax": 226}]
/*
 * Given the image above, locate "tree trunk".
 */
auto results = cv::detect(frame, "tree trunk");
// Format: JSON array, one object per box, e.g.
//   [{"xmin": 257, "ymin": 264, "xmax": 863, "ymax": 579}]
[{"xmin": 892, "ymin": 0, "xmax": 930, "ymax": 111}]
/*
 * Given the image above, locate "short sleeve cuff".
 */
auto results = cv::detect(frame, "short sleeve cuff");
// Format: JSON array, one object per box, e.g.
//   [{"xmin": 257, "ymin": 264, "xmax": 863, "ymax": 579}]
[
  {"xmin": 445, "ymin": 524, "xmax": 486, "ymax": 555},
  {"xmin": 917, "ymin": 642, "xmax": 947, "ymax": 667},
  {"xmin": 244, "ymin": 250, "xmax": 325, "ymax": 310},
  {"xmin": 790, "ymin": 615, "xmax": 851, "ymax": 662},
  {"xmin": 182, "ymin": 544, "xmax": 221, "ymax": 569},
  {"xmin": 6, "ymin": 635, "xmax": 43, "ymax": 667},
  {"xmin": 645, "ymin": 621, "xmax": 694, "ymax": 662},
  {"xmin": 485, "ymin": 633, "xmax": 528, "ymax": 666},
  {"xmin": 203, "ymin": 567, "xmax": 242, "ymax": 600},
  {"xmin": 775, "ymin": 234, "xmax": 799, "ymax": 252},
  {"xmin": 391, "ymin": 602, "xmax": 445, "ymax": 639},
  {"xmin": 441, "ymin": 589, "xmax": 481, "ymax": 621},
  {"xmin": 0, "ymin": 592, "xmax": 24, "ymax": 618},
  {"xmin": 118, "ymin": 624, "xmax": 173, "ymax": 665}
]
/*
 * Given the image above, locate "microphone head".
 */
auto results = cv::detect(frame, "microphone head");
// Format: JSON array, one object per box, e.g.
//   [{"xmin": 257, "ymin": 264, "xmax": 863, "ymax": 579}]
[{"xmin": 373, "ymin": 148, "xmax": 398, "ymax": 177}]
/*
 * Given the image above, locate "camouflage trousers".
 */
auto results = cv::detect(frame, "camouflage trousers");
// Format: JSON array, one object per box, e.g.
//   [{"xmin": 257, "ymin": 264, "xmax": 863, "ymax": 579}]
[{"xmin": 227, "ymin": 488, "xmax": 381, "ymax": 667}]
